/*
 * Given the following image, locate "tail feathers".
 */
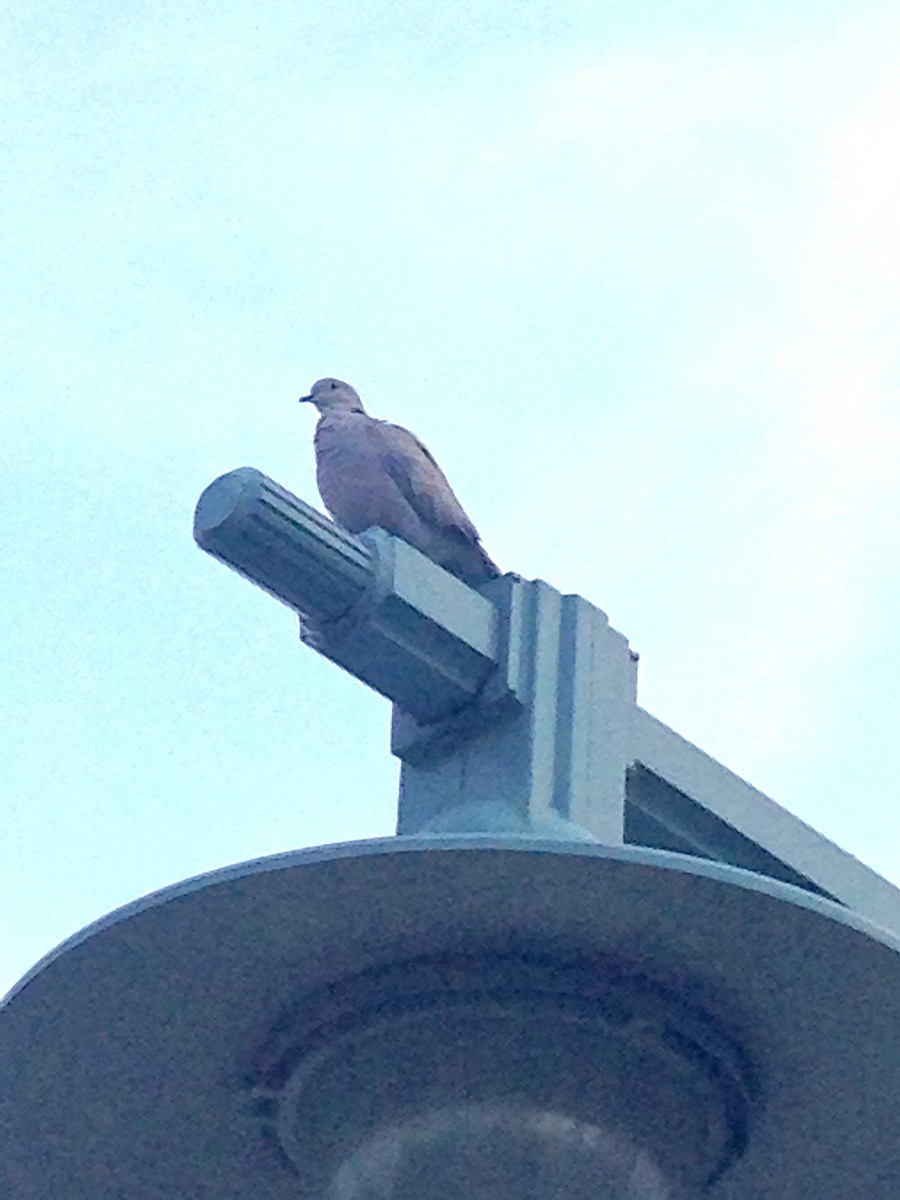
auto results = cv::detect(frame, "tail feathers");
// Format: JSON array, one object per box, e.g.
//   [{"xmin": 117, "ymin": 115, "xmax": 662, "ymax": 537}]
[{"xmin": 439, "ymin": 533, "xmax": 501, "ymax": 584}]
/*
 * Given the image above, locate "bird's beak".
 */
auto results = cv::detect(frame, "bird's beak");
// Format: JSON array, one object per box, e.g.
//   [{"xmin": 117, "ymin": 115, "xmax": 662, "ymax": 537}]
[{"xmin": 298, "ymin": 394, "xmax": 313, "ymax": 404}]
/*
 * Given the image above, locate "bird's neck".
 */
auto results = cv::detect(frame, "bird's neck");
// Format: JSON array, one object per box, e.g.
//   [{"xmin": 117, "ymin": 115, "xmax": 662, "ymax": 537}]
[{"xmin": 317, "ymin": 403, "xmax": 366, "ymax": 419}]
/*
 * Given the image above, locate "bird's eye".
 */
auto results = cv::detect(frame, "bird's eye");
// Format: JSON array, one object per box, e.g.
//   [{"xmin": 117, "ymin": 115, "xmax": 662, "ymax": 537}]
[{"xmin": 330, "ymin": 382, "xmax": 338, "ymax": 389}]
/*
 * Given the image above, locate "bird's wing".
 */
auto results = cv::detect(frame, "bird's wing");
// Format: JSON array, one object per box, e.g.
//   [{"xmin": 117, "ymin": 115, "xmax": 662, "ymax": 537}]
[{"xmin": 369, "ymin": 419, "xmax": 482, "ymax": 540}]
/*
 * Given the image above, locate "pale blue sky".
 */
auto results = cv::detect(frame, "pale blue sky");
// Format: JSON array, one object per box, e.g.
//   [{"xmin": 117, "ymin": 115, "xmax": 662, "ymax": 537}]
[{"xmin": 4, "ymin": 1, "xmax": 900, "ymax": 995}]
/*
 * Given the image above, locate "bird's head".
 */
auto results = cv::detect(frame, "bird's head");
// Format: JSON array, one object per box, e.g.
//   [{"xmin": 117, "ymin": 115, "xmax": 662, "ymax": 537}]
[{"xmin": 298, "ymin": 378, "xmax": 364, "ymax": 414}]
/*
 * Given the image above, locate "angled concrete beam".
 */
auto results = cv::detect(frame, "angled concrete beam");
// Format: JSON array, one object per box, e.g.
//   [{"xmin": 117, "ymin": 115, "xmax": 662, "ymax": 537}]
[{"xmin": 630, "ymin": 708, "xmax": 900, "ymax": 934}]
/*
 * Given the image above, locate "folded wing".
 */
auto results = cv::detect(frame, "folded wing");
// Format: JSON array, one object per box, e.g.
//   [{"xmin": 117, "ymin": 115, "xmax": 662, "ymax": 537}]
[{"xmin": 369, "ymin": 420, "xmax": 499, "ymax": 580}]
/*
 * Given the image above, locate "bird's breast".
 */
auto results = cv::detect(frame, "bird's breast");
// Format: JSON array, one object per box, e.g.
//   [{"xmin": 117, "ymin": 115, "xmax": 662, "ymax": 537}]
[{"xmin": 314, "ymin": 416, "xmax": 394, "ymax": 533}]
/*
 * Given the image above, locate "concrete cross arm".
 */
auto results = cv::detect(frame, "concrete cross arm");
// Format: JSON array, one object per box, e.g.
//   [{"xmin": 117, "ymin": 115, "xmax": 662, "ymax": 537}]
[
  {"xmin": 193, "ymin": 467, "xmax": 510, "ymax": 728},
  {"xmin": 193, "ymin": 467, "xmax": 637, "ymax": 843}
]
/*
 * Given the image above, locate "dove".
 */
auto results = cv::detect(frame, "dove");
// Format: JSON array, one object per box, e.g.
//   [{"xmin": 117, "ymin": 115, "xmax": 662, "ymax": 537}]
[{"xmin": 298, "ymin": 378, "xmax": 500, "ymax": 583}]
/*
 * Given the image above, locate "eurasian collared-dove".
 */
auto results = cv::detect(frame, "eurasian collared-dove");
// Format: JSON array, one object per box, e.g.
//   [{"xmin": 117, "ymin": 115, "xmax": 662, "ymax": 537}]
[{"xmin": 298, "ymin": 378, "xmax": 500, "ymax": 583}]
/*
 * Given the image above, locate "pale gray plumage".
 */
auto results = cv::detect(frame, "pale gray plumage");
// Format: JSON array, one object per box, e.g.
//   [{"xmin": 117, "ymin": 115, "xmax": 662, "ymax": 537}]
[{"xmin": 298, "ymin": 378, "xmax": 500, "ymax": 583}]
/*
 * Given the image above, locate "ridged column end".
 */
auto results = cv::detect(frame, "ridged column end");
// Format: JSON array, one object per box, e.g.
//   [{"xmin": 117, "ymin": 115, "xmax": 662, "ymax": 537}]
[{"xmin": 193, "ymin": 467, "xmax": 264, "ymax": 548}]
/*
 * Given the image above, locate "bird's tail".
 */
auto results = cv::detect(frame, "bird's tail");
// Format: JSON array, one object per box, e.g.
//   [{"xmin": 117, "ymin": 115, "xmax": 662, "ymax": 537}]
[{"xmin": 450, "ymin": 538, "xmax": 501, "ymax": 584}]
